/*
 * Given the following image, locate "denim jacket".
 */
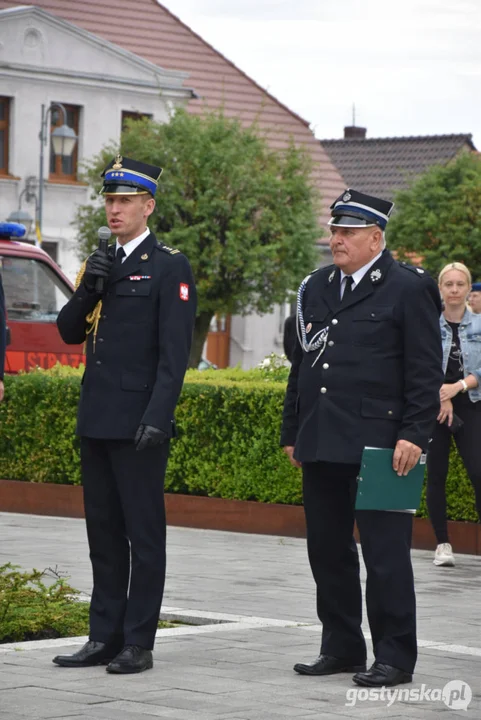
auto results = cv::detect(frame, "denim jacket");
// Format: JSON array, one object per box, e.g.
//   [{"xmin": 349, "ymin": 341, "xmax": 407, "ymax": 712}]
[{"xmin": 440, "ymin": 310, "xmax": 481, "ymax": 402}]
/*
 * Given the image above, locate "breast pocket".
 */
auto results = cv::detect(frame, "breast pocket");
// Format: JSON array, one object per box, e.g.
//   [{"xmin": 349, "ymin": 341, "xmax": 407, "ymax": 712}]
[
  {"xmin": 352, "ymin": 306, "xmax": 394, "ymax": 346},
  {"xmin": 116, "ymin": 281, "xmax": 152, "ymax": 298},
  {"xmin": 303, "ymin": 305, "xmax": 330, "ymax": 337}
]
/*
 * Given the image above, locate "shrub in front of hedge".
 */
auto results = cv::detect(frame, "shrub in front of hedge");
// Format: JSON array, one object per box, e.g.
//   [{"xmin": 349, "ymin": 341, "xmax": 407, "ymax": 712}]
[{"xmin": 0, "ymin": 368, "xmax": 477, "ymax": 521}]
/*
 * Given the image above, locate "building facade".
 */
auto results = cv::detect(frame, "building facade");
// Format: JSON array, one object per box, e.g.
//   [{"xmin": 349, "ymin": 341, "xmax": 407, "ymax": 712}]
[
  {"xmin": 0, "ymin": 6, "xmax": 193, "ymax": 278},
  {"xmin": 0, "ymin": 1, "xmax": 346, "ymax": 368}
]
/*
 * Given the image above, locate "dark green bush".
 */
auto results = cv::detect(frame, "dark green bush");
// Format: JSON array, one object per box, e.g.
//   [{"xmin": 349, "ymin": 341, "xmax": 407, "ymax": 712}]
[
  {"xmin": 0, "ymin": 370, "xmax": 81, "ymax": 485},
  {"xmin": 0, "ymin": 368, "xmax": 478, "ymax": 521}
]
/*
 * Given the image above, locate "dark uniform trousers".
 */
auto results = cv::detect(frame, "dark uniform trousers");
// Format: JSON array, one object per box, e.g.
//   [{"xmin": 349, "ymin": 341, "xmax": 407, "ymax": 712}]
[
  {"xmin": 81, "ymin": 437, "xmax": 170, "ymax": 651},
  {"xmin": 302, "ymin": 461, "xmax": 416, "ymax": 674}
]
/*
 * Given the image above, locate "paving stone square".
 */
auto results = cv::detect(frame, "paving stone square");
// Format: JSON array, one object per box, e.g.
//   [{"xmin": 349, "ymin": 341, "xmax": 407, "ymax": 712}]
[{"xmin": 0, "ymin": 513, "xmax": 480, "ymax": 719}]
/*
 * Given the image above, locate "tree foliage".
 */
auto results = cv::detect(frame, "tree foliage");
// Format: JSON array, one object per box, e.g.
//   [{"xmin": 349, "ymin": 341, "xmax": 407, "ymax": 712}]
[
  {"xmin": 388, "ymin": 152, "xmax": 481, "ymax": 279},
  {"xmin": 74, "ymin": 109, "xmax": 320, "ymax": 364}
]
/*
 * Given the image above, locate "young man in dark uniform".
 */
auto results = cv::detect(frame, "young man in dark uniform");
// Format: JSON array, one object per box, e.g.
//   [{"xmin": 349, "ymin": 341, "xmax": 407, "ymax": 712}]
[
  {"xmin": 54, "ymin": 156, "xmax": 196, "ymax": 674},
  {"xmin": 281, "ymin": 190, "xmax": 443, "ymax": 687}
]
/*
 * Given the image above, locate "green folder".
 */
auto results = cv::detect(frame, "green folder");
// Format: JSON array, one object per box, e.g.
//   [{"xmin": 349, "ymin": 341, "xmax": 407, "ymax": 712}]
[{"xmin": 355, "ymin": 447, "xmax": 426, "ymax": 511}]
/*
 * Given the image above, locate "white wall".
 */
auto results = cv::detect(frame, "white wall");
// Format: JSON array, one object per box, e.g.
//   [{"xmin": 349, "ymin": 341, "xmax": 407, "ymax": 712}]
[{"xmin": 229, "ymin": 305, "xmax": 288, "ymax": 369}]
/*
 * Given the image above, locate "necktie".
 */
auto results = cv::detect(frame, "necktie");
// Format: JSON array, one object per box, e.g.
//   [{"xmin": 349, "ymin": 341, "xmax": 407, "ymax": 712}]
[
  {"xmin": 114, "ymin": 246, "xmax": 126, "ymax": 267},
  {"xmin": 341, "ymin": 275, "xmax": 353, "ymax": 302}
]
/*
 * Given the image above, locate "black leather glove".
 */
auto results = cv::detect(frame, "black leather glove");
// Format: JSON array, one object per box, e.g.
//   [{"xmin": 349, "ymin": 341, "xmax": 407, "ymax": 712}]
[
  {"xmin": 134, "ymin": 424, "xmax": 168, "ymax": 452},
  {"xmin": 83, "ymin": 250, "xmax": 113, "ymax": 292}
]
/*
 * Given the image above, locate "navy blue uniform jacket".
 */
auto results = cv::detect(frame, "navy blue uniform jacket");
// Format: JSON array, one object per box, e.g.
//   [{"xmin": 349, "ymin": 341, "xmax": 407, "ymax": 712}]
[
  {"xmin": 280, "ymin": 250, "xmax": 443, "ymax": 464},
  {"xmin": 57, "ymin": 232, "xmax": 196, "ymax": 439}
]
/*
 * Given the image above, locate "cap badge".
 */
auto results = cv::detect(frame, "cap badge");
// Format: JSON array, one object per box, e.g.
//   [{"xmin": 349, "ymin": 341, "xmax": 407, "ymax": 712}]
[
  {"xmin": 416, "ymin": 268, "xmax": 425, "ymax": 274},
  {"xmin": 328, "ymin": 270, "xmax": 336, "ymax": 283},
  {"xmin": 342, "ymin": 191, "xmax": 351, "ymax": 202},
  {"xmin": 112, "ymin": 154, "xmax": 123, "ymax": 170},
  {"xmin": 370, "ymin": 268, "xmax": 382, "ymax": 283},
  {"xmin": 306, "ymin": 323, "xmax": 312, "ymax": 333},
  {"xmin": 140, "ymin": 253, "xmax": 149, "ymax": 260}
]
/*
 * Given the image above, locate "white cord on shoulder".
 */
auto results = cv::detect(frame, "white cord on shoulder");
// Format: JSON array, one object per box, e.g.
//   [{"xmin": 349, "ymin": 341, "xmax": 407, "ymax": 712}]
[{"xmin": 296, "ymin": 273, "xmax": 329, "ymax": 364}]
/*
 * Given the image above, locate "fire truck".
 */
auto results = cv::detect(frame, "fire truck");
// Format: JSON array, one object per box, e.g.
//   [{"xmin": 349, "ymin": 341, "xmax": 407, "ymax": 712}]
[{"xmin": 0, "ymin": 222, "xmax": 84, "ymax": 373}]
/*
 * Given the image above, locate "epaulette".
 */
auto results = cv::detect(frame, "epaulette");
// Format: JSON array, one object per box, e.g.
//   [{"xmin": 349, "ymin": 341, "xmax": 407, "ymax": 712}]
[
  {"xmin": 300, "ymin": 266, "xmax": 322, "ymax": 288},
  {"xmin": 308, "ymin": 266, "xmax": 325, "ymax": 280},
  {"xmin": 156, "ymin": 243, "xmax": 180, "ymax": 255},
  {"xmin": 399, "ymin": 261, "xmax": 427, "ymax": 278}
]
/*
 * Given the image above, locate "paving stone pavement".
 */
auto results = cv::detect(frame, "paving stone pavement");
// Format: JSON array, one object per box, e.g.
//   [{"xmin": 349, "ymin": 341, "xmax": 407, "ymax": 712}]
[{"xmin": 0, "ymin": 512, "xmax": 480, "ymax": 719}]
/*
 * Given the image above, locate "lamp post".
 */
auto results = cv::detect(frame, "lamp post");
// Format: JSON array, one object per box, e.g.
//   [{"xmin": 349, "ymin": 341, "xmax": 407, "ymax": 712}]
[{"xmin": 38, "ymin": 102, "xmax": 77, "ymax": 240}]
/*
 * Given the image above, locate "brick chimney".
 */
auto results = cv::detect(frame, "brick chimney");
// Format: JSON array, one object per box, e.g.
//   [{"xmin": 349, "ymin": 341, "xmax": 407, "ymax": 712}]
[{"xmin": 344, "ymin": 126, "xmax": 367, "ymax": 139}]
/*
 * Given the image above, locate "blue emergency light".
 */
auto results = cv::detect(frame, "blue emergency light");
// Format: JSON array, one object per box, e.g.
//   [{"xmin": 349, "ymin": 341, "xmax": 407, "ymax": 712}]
[{"xmin": 0, "ymin": 222, "xmax": 27, "ymax": 239}]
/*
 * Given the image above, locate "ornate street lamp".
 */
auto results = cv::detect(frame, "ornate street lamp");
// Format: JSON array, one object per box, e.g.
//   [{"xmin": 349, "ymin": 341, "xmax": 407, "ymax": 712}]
[
  {"xmin": 6, "ymin": 208, "xmax": 34, "ymax": 236},
  {"xmin": 38, "ymin": 103, "xmax": 77, "ymax": 237}
]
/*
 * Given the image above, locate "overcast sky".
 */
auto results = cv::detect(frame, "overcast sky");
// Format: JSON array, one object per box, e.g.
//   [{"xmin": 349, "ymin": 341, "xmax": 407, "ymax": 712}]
[{"xmin": 160, "ymin": 0, "xmax": 481, "ymax": 147}]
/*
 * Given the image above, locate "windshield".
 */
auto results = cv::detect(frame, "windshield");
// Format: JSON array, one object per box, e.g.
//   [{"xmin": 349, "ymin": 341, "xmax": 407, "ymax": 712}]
[{"xmin": 1, "ymin": 256, "xmax": 72, "ymax": 322}]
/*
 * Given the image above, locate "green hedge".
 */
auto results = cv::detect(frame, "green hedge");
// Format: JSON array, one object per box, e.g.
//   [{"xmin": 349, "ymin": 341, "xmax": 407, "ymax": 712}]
[{"xmin": 0, "ymin": 367, "xmax": 478, "ymax": 521}]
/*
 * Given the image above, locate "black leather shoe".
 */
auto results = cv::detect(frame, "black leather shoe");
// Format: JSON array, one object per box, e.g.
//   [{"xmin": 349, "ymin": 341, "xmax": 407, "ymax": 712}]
[
  {"xmin": 106, "ymin": 645, "xmax": 153, "ymax": 674},
  {"xmin": 53, "ymin": 640, "xmax": 120, "ymax": 667},
  {"xmin": 294, "ymin": 654, "xmax": 366, "ymax": 676},
  {"xmin": 353, "ymin": 661, "xmax": 413, "ymax": 687}
]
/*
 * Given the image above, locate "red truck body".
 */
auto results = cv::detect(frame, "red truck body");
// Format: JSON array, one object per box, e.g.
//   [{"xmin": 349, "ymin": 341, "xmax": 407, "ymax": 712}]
[{"xmin": 0, "ymin": 239, "xmax": 85, "ymax": 373}]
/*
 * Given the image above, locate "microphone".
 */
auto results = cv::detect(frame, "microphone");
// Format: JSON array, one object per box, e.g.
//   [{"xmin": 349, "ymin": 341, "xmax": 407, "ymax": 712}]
[{"xmin": 95, "ymin": 226, "xmax": 112, "ymax": 293}]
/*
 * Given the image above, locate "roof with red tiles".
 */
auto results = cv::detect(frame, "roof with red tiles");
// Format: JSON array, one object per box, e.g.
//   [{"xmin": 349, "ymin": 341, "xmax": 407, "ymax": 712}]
[{"xmin": 0, "ymin": 0, "xmax": 345, "ymax": 229}]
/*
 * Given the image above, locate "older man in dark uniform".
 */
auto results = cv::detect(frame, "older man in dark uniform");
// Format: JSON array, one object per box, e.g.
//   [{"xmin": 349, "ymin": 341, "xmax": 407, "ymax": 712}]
[
  {"xmin": 281, "ymin": 190, "xmax": 443, "ymax": 687},
  {"xmin": 54, "ymin": 156, "xmax": 196, "ymax": 674}
]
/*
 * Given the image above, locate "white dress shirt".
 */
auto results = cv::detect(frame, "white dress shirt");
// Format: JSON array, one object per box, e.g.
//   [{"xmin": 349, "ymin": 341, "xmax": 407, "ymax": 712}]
[
  {"xmin": 115, "ymin": 227, "xmax": 150, "ymax": 262},
  {"xmin": 340, "ymin": 251, "xmax": 383, "ymax": 298}
]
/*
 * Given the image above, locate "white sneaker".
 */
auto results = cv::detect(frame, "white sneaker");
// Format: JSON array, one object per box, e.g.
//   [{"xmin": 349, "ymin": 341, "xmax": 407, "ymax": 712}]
[{"xmin": 433, "ymin": 543, "xmax": 455, "ymax": 567}]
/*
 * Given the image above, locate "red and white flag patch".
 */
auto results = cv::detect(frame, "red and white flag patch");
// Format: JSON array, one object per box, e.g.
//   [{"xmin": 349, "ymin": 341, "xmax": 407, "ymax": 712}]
[{"xmin": 179, "ymin": 283, "xmax": 189, "ymax": 301}]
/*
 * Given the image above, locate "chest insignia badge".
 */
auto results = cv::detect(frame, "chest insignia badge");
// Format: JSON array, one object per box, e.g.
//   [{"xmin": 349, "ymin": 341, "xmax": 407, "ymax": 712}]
[
  {"xmin": 370, "ymin": 268, "xmax": 382, "ymax": 283},
  {"xmin": 306, "ymin": 322, "xmax": 312, "ymax": 333},
  {"xmin": 328, "ymin": 270, "xmax": 335, "ymax": 283},
  {"xmin": 140, "ymin": 253, "xmax": 149, "ymax": 260},
  {"xmin": 129, "ymin": 275, "xmax": 151, "ymax": 281}
]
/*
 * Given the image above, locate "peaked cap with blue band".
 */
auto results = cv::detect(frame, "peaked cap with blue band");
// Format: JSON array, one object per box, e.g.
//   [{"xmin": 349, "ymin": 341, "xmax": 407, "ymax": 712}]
[
  {"xmin": 329, "ymin": 188, "xmax": 394, "ymax": 230},
  {"xmin": 100, "ymin": 155, "xmax": 162, "ymax": 196},
  {"xmin": 472, "ymin": 282, "xmax": 481, "ymax": 292}
]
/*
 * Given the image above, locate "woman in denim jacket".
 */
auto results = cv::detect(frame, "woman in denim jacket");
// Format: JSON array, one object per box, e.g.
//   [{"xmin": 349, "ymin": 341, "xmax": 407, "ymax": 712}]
[{"xmin": 427, "ymin": 262, "xmax": 481, "ymax": 567}]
